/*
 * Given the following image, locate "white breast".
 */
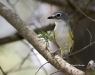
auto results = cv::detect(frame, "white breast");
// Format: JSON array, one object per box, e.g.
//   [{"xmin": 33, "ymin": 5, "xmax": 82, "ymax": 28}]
[{"xmin": 54, "ymin": 20, "xmax": 70, "ymax": 50}]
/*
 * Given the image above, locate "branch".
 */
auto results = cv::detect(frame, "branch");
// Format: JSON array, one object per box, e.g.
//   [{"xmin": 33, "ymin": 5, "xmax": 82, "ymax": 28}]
[
  {"xmin": 37, "ymin": 0, "xmax": 65, "ymax": 6},
  {"xmin": 0, "ymin": 2, "xmax": 85, "ymax": 75},
  {"xmin": 0, "ymin": 66, "xmax": 6, "ymax": 75},
  {"xmin": 0, "ymin": 24, "xmax": 54, "ymax": 45},
  {"xmin": 35, "ymin": 62, "xmax": 49, "ymax": 75},
  {"xmin": 0, "ymin": 33, "xmax": 23, "ymax": 45},
  {"xmin": 67, "ymin": 0, "xmax": 95, "ymax": 22},
  {"xmin": 69, "ymin": 41, "xmax": 95, "ymax": 56}
]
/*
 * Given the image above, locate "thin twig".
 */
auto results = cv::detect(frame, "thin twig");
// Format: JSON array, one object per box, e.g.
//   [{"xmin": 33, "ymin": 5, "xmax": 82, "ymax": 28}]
[
  {"xmin": 31, "ymin": 48, "xmax": 48, "ymax": 75},
  {"xmin": 22, "ymin": 40, "xmax": 48, "ymax": 75},
  {"xmin": 35, "ymin": 62, "xmax": 49, "ymax": 75},
  {"xmin": 6, "ymin": 53, "xmax": 31, "ymax": 73},
  {"xmin": 69, "ymin": 41, "xmax": 95, "ymax": 56},
  {"xmin": 18, "ymin": 53, "xmax": 30, "ymax": 70},
  {"xmin": 50, "ymin": 70, "xmax": 61, "ymax": 75},
  {"xmin": 69, "ymin": 0, "xmax": 95, "ymax": 22},
  {"xmin": 69, "ymin": 28, "xmax": 93, "ymax": 56},
  {"xmin": 0, "ymin": 66, "xmax": 6, "ymax": 75},
  {"xmin": 86, "ymin": 29, "xmax": 92, "ymax": 45}
]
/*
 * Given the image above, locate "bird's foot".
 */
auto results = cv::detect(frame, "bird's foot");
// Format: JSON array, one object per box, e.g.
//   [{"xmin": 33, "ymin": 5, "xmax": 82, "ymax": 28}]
[
  {"xmin": 50, "ymin": 49, "xmax": 60, "ymax": 56},
  {"xmin": 63, "ymin": 54, "xmax": 69, "ymax": 60}
]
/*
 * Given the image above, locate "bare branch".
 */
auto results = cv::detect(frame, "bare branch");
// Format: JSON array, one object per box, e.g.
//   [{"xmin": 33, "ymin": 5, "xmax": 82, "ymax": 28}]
[
  {"xmin": 69, "ymin": 41, "xmax": 95, "ymax": 56},
  {"xmin": 69, "ymin": 28, "xmax": 94, "ymax": 56},
  {"xmin": 0, "ymin": 2, "xmax": 85, "ymax": 75},
  {"xmin": 86, "ymin": 29, "xmax": 92, "ymax": 45},
  {"xmin": 0, "ymin": 33, "xmax": 23, "ymax": 45},
  {"xmin": 37, "ymin": 0, "xmax": 65, "ymax": 7},
  {"xmin": 0, "ymin": 66, "xmax": 6, "ymax": 75},
  {"xmin": 50, "ymin": 70, "xmax": 61, "ymax": 75},
  {"xmin": 68, "ymin": 0, "xmax": 95, "ymax": 22},
  {"xmin": 35, "ymin": 62, "xmax": 49, "ymax": 75},
  {"xmin": 0, "ymin": 24, "xmax": 54, "ymax": 45},
  {"xmin": 31, "ymin": 48, "xmax": 48, "ymax": 75},
  {"xmin": 18, "ymin": 53, "xmax": 30, "ymax": 70}
]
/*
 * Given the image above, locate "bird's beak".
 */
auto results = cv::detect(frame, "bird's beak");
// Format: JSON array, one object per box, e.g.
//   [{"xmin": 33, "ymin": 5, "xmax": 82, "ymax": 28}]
[{"xmin": 47, "ymin": 15, "xmax": 55, "ymax": 19}]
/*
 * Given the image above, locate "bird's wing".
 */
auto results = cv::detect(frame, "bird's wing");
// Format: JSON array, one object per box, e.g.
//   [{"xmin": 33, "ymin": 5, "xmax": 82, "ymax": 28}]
[{"xmin": 69, "ymin": 29, "xmax": 74, "ymax": 53}]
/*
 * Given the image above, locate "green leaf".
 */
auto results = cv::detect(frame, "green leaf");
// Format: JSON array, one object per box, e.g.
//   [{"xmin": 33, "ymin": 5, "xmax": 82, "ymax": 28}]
[{"xmin": 39, "ymin": 30, "xmax": 55, "ymax": 42}]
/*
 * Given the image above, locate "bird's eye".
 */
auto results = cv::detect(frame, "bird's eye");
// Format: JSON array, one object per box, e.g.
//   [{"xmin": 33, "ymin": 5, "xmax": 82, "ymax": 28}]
[{"xmin": 56, "ymin": 13, "xmax": 61, "ymax": 18}]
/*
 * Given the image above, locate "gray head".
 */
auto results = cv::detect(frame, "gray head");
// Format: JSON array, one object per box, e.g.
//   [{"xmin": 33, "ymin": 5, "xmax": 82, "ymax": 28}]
[{"xmin": 47, "ymin": 11, "xmax": 69, "ymax": 22}]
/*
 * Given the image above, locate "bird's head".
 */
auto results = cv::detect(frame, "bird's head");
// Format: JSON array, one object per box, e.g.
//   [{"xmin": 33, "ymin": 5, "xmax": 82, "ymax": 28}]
[{"xmin": 47, "ymin": 11, "xmax": 69, "ymax": 22}]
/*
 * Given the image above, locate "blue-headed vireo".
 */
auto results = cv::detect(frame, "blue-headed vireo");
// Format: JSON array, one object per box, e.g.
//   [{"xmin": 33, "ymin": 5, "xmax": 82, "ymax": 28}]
[{"xmin": 47, "ymin": 11, "xmax": 74, "ymax": 58}]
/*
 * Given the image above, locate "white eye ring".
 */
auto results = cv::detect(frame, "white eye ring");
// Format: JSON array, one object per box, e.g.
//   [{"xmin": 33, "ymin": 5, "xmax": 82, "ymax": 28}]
[{"xmin": 56, "ymin": 13, "xmax": 61, "ymax": 18}]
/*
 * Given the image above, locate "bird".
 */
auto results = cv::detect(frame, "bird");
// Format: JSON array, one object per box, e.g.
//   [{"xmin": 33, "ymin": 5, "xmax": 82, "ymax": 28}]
[{"xmin": 47, "ymin": 11, "xmax": 74, "ymax": 59}]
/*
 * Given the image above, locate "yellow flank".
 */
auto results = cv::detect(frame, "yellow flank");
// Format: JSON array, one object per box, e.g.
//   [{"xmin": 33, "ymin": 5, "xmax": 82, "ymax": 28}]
[
  {"xmin": 68, "ymin": 30, "xmax": 74, "ymax": 48},
  {"xmin": 61, "ymin": 31, "xmax": 73, "ymax": 57}
]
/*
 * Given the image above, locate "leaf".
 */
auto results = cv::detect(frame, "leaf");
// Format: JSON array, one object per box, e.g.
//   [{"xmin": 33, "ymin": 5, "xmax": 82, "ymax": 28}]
[{"xmin": 39, "ymin": 30, "xmax": 55, "ymax": 42}]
